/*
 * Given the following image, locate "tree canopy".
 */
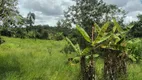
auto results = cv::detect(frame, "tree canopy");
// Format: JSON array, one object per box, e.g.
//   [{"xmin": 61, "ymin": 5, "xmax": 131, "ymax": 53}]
[
  {"xmin": 63, "ymin": 0, "xmax": 126, "ymax": 30},
  {"xmin": 129, "ymin": 14, "xmax": 142, "ymax": 38},
  {"xmin": 27, "ymin": 12, "xmax": 36, "ymax": 27},
  {"xmin": 0, "ymin": 0, "xmax": 21, "ymax": 27}
]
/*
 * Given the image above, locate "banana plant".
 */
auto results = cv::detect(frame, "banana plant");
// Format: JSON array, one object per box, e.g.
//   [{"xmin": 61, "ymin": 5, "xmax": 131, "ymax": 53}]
[
  {"xmin": 66, "ymin": 37, "xmax": 91, "ymax": 61},
  {"xmin": 66, "ymin": 37, "xmax": 92, "ymax": 80},
  {"xmin": 100, "ymin": 19, "xmax": 134, "ymax": 53},
  {"xmin": 100, "ymin": 19, "xmax": 134, "ymax": 80},
  {"xmin": 76, "ymin": 22, "xmax": 112, "ymax": 49},
  {"xmin": 66, "ymin": 22, "xmax": 112, "ymax": 80},
  {"xmin": 66, "ymin": 22, "xmax": 112, "ymax": 60},
  {"xmin": 66, "ymin": 19, "xmax": 133, "ymax": 80}
]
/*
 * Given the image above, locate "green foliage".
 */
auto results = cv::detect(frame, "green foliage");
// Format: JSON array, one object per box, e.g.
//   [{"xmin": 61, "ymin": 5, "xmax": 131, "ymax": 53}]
[
  {"xmin": 129, "ymin": 14, "xmax": 142, "ymax": 38},
  {"xmin": 60, "ymin": 0, "xmax": 126, "ymax": 51},
  {"xmin": 0, "ymin": 25, "xmax": 71, "ymax": 40},
  {"xmin": 100, "ymin": 19, "xmax": 134, "ymax": 52},
  {"xmin": 36, "ymin": 29, "xmax": 49, "ymax": 39},
  {"xmin": 54, "ymin": 32, "xmax": 64, "ymax": 41},
  {"xmin": 0, "ymin": 36, "xmax": 80, "ymax": 80},
  {"xmin": 0, "ymin": 0, "xmax": 24, "ymax": 27},
  {"xmin": 49, "ymin": 32, "xmax": 64, "ymax": 41},
  {"xmin": 66, "ymin": 37, "xmax": 91, "ymax": 56},
  {"xmin": 60, "ymin": 44, "xmax": 75, "ymax": 54},
  {"xmin": 127, "ymin": 38, "xmax": 142, "ymax": 62},
  {"xmin": 66, "ymin": 37, "xmax": 80, "ymax": 55},
  {"xmin": 63, "ymin": 0, "xmax": 125, "ymax": 30},
  {"xmin": 98, "ymin": 22, "xmax": 110, "ymax": 36},
  {"xmin": 65, "ymin": 21, "xmax": 115, "ymax": 71},
  {"xmin": 26, "ymin": 31, "xmax": 34, "ymax": 38},
  {"xmin": 0, "ymin": 37, "xmax": 5, "ymax": 44},
  {"xmin": 76, "ymin": 25, "xmax": 91, "ymax": 43},
  {"xmin": 92, "ymin": 22, "xmax": 111, "ymax": 46},
  {"xmin": 15, "ymin": 28, "xmax": 26, "ymax": 38},
  {"xmin": 113, "ymin": 19, "xmax": 123, "ymax": 32},
  {"xmin": 26, "ymin": 12, "xmax": 36, "ymax": 27},
  {"xmin": 0, "ymin": 37, "xmax": 141, "ymax": 80},
  {"xmin": 66, "ymin": 21, "xmax": 123, "ymax": 59},
  {"xmin": 76, "ymin": 22, "xmax": 111, "ymax": 47},
  {"xmin": 0, "ymin": 28, "xmax": 14, "ymax": 37}
]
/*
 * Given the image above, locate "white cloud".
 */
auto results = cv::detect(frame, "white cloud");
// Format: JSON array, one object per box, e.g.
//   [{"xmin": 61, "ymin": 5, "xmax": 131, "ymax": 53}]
[
  {"xmin": 103, "ymin": 0, "xmax": 142, "ymax": 24},
  {"xmin": 18, "ymin": 0, "xmax": 75, "ymax": 26},
  {"xmin": 23, "ymin": 0, "xmax": 63, "ymax": 16},
  {"xmin": 103, "ymin": 0, "xmax": 130, "ymax": 7},
  {"xmin": 18, "ymin": 0, "xmax": 142, "ymax": 26},
  {"xmin": 122, "ymin": 0, "xmax": 142, "ymax": 12},
  {"xmin": 124, "ymin": 11, "xmax": 142, "ymax": 24},
  {"xmin": 124, "ymin": 16, "xmax": 137, "ymax": 24}
]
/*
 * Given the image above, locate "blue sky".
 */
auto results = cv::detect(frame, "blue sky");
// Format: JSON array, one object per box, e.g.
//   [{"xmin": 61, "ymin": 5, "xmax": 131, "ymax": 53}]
[{"xmin": 18, "ymin": 0, "xmax": 142, "ymax": 26}]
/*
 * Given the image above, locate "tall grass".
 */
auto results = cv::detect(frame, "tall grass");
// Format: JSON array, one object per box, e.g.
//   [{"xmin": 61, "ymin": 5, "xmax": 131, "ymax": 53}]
[
  {"xmin": 0, "ymin": 37, "xmax": 80, "ymax": 80},
  {"xmin": 0, "ymin": 37, "xmax": 142, "ymax": 80}
]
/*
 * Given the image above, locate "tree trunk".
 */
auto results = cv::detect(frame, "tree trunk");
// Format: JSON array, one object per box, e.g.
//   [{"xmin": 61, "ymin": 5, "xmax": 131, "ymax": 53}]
[
  {"xmin": 88, "ymin": 54, "xmax": 95, "ymax": 80},
  {"xmin": 117, "ymin": 53, "xmax": 127, "ymax": 77},
  {"xmin": 86, "ymin": 24, "xmax": 95, "ymax": 80},
  {"xmin": 80, "ymin": 56, "xmax": 88, "ymax": 80},
  {"xmin": 104, "ymin": 49, "xmax": 127, "ymax": 80}
]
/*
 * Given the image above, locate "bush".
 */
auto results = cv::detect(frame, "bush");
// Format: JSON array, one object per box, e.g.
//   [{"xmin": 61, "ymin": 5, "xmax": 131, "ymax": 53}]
[
  {"xmin": 55, "ymin": 32, "xmax": 64, "ymax": 41},
  {"xmin": 49, "ymin": 32, "xmax": 64, "ymax": 41},
  {"xmin": 15, "ymin": 28, "xmax": 26, "ymax": 39},
  {"xmin": 127, "ymin": 38, "xmax": 142, "ymax": 62},
  {"xmin": 0, "ymin": 29, "xmax": 14, "ymax": 37},
  {"xmin": 0, "ymin": 37, "xmax": 5, "ymax": 45},
  {"xmin": 27, "ymin": 31, "xmax": 35, "ymax": 38},
  {"xmin": 37, "ymin": 30, "xmax": 49, "ymax": 39},
  {"xmin": 60, "ymin": 44, "xmax": 75, "ymax": 54}
]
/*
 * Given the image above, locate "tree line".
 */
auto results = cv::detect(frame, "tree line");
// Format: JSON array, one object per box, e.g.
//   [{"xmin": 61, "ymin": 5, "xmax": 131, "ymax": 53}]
[{"xmin": 0, "ymin": 0, "xmax": 142, "ymax": 42}]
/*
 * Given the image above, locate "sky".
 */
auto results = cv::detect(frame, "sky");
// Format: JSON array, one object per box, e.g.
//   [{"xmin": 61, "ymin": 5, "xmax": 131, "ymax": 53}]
[{"xmin": 18, "ymin": 0, "xmax": 142, "ymax": 26}]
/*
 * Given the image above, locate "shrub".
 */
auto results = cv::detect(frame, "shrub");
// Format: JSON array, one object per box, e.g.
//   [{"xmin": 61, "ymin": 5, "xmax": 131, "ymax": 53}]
[
  {"xmin": 0, "ymin": 37, "xmax": 5, "ymax": 45},
  {"xmin": 49, "ymin": 32, "xmax": 64, "ymax": 41},
  {"xmin": 15, "ymin": 28, "xmax": 26, "ymax": 39},
  {"xmin": 0, "ymin": 29, "xmax": 14, "ymax": 37},
  {"xmin": 60, "ymin": 44, "xmax": 75, "ymax": 54},
  {"xmin": 127, "ymin": 38, "xmax": 142, "ymax": 62},
  {"xmin": 37, "ymin": 30, "xmax": 49, "ymax": 39}
]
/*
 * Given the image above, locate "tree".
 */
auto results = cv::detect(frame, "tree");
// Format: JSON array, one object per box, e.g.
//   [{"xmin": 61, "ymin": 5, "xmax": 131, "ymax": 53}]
[
  {"xmin": 26, "ymin": 12, "xmax": 35, "ymax": 32},
  {"xmin": 57, "ymin": 21, "xmax": 62, "ymax": 28},
  {"xmin": 57, "ymin": 19, "xmax": 72, "ymax": 28},
  {"xmin": 27, "ymin": 12, "xmax": 35, "ymax": 27},
  {"xmin": 129, "ymin": 14, "xmax": 142, "ymax": 38},
  {"xmin": 64, "ymin": 0, "xmax": 125, "ymax": 32},
  {"xmin": 26, "ymin": 12, "xmax": 36, "ymax": 40},
  {"xmin": 66, "ymin": 22, "xmax": 112, "ymax": 80},
  {"xmin": 63, "ymin": 0, "xmax": 126, "ymax": 50},
  {"xmin": 100, "ymin": 19, "xmax": 133, "ymax": 80},
  {"xmin": 0, "ymin": 0, "xmax": 19, "ymax": 43},
  {"xmin": 0, "ymin": 0, "xmax": 19, "ymax": 27},
  {"xmin": 66, "ymin": 19, "xmax": 134, "ymax": 80}
]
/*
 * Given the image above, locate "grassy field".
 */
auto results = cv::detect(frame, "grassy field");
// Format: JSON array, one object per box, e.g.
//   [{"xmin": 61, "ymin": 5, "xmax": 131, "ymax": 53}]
[{"xmin": 0, "ymin": 37, "xmax": 142, "ymax": 80}]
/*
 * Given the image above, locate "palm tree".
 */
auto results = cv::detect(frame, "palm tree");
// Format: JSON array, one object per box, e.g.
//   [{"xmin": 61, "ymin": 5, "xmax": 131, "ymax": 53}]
[
  {"xmin": 27, "ymin": 12, "xmax": 35, "ymax": 26},
  {"xmin": 26, "ymin": 12, "xmax": 36, "ymax": 40}
]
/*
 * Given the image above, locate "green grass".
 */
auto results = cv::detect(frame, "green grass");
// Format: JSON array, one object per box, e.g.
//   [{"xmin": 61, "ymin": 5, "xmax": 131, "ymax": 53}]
[
  {"xmin": 0, "ymin": 37, "xmax": 142, "ymax": 80},
  {"xmin": 0, "ymin": 37, "xmax": 80, "ymax": 80}
]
